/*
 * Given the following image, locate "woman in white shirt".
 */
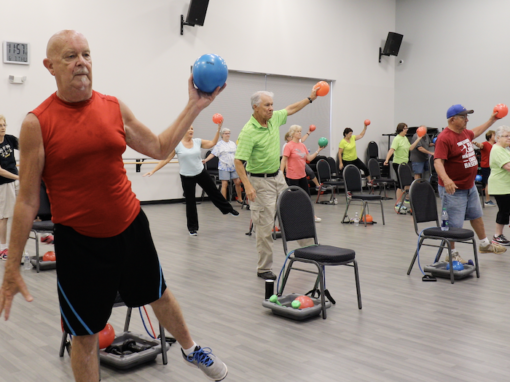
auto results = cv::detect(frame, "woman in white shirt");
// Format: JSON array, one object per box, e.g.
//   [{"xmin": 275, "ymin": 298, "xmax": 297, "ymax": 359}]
[
  {"xmin": 144, "ymin": 124, "xmax": 238, "ymax": 236},
  {"xmin": 203, "ymin": 128, "xmax": 243, "ymax": 202}
]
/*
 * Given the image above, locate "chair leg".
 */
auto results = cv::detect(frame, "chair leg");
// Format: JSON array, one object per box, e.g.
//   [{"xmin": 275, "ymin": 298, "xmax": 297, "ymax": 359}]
[
  {"xmin": 379, "ymin": 200, "xmax": 385, "ymax": 225},
  {"xmin": 315, "ymin": 185, "xmax": 323, "ymax": 204},
  {"xmin": 278, "ymin": 259, "xmax": 294, "ymax": 295},
  {"xmin": 434, "ymin": 240, "xmax": 446, "ymax": 263},
  {"xmin": 159, "ymin": 324, "xmax": 168, "ymax": 365},
  {"xmin": 473, "ymin": 239, "xmax": 480, "ymax": 278},
  {"xmin": 123, "ymin": 307, "xmax": 132, "ymax": 332},
  {"xmin": 362, "ymin": 202, "xmax": 368, "ymax": 227},
  {"xmin": 35, "ymin": 233, "xmax": 40, "ymax": 273},
  {"xmin": 316, "ymin": 265, "xmax": 327, "ymax": 319},
  {"xmin": 342, "ymin": 200, "xmax": 351, "ymax": 223},
  {"xmin": 407, "ymin": 237, "xmax": 425, "ymax": 275},
  {"xmin": 444, "ymin": 241, "xmax": 455, "ymax": 284},
  {"xmin": 353, "ymin": 260, "xmax": 362, "ymax": 309},
  {"xmin": 59, "ymin": 331, "xmax": 68, "ymax": 357}
]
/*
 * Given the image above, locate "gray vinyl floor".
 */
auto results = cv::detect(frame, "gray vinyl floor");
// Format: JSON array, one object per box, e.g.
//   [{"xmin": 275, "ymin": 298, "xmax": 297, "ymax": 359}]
[{"xmin": 1, "ymin": 193, "xmax": 510, "ymax": 382}]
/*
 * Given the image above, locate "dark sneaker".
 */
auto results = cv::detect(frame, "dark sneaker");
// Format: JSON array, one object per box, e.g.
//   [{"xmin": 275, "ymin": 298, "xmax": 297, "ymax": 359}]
[
  {"xmin": 229, "ymin": 209, "xmax": 239, "ymax": 217},
  {"xmin": 492, "ymin": 234, "xmax": 510, "ymax": 246},
  {"xmin": 485, "ymin": 200, "xmax": 496, "ymax": 207},
  {"xmin": 257, "ymin": 271, "xmax": 276, "ymax": 280},
  {"xmin": 189, "ymin": 230, "xmax": 198, "ymax": 236},
  {"xmin": 182, "ymin": 346, "xmax": 228, "ymax": 381}
]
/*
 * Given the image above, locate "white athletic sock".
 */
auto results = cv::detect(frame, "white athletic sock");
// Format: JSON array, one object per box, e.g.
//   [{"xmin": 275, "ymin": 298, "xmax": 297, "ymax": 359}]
[
  {"xmin": 480, "ymin": 238, "xmax": 490, "ymax": 246},
  {"xmin": 183, "ymin": 341, "xmax": 198, "ymax": 356}
]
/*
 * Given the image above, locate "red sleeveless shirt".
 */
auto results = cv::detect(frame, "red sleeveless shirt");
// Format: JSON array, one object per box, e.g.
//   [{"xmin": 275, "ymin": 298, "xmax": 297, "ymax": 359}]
[{"xmin": 31, "ymin": 91, "xmax": 140, "ymax": 237}]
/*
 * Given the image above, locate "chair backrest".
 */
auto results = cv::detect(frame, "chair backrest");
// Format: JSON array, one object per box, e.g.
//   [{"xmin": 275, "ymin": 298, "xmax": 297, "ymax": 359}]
[
  {"xmin": 205, "ymin": 150, "xmax": 219, "ymax": 171},
  {"xmin": 367, "ymin": 141, "xmax": 379, "ymax": 159},
  {"xmin": 316, "ymin": 159, "xmax": 331, "ymax": 183},
  {"xmin": 368, "ymin": 158, "xmax": 382, "ymax": 179},
  {"xmin": 343, "ymin": 164, "xmax": 363, "ymax": 193},
  {"xmin": 326, "ymin": 157, "xmax": 338, "ymax": 178},
  {"xmin": 277, "ymin": 187, "xmax": 317, "ymax": 252},
  {"xmin": 409, "ymin": 179, "xmax": 439, "ymax": 231},
  {"xmin": 38, "ymin": 181, "xmax": 52, "ymax": 220},
  {"xmin": 429, "ymin": 155, "xmax": 437, "ymax": 175},
  {"xmin": 398, "ymin": 163, "xmax": 414, "ymax": 189}
]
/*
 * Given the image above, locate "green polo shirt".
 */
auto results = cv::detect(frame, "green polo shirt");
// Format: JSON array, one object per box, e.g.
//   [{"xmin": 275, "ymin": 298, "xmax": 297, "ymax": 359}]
[{"xmin": 235, "ymin": 109, "xmax": 288, "ymax": 173}]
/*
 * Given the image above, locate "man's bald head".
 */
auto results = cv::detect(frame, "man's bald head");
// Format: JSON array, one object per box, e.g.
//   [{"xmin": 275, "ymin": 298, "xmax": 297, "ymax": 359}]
[
  {"xmin": 46, "ymin": 30, "xmax": 87, "ymax": 59},
  {"xmin": 43, "ymin": 30, "xmax": 93, "ymax": 102}
]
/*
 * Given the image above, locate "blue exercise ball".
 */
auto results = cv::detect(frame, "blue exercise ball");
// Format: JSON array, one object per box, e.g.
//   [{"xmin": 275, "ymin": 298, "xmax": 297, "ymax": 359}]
[
  {"xmin": 446, "ymin": 260, "xmax": 465, "ymax": 271},
  {"xmin": 475, "ymin": 174, "xmax": 482, "ymax": 182},
  {"xmin": 192, "ymin": 54, "xmax": 228, "ymax": 93},
  {"xmin": 433, "ymin": 137, "xmax": 437, "ymax": 143}
]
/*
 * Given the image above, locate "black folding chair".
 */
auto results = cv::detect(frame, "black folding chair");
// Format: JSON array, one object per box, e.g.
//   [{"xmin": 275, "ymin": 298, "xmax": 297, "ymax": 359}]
[
  {"xmin": 367, "ymin": 158, "xmax": 397, "ymax": 200},
  {"xmin": 342, "ymin": 165, "xmax": 385, "ymax": 226},
  {"xmin": 315, "ymin": 159, "xmax": 343, "ymax": 205},
  {"xmin": 407, "ymin": 179, "xmax": 479, "ymax": 284},
  {"xmin": 277, "ymin": 186, "xmax": 362, "ymax": 319},
  {"xmin": 29, "ymin": 181, "xmax": 55, "ymax": 273}
]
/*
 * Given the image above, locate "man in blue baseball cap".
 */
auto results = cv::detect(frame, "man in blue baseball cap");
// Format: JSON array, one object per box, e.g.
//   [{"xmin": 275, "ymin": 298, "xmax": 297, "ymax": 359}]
[{"xmin": 434, "ymin": 104, "xmax": 506, "ymax": 263}]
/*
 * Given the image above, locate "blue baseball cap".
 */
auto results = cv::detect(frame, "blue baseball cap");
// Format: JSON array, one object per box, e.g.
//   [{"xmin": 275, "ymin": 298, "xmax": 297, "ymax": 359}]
[{"xmin": 447, "ymin": 104, "xmax": 474, "ymax": 119}]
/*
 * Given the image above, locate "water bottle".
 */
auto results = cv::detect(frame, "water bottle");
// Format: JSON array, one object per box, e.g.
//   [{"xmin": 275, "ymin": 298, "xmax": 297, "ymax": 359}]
[
  {"xmin": 354, "ymin": 212, "xmax": 359, "ymax": 226},
  {"xmin": 24, "ymin": 250, "xmax": 31, "ymax": 270},
  {"xmin": 441, "ymin": 208, "xmax": 449, "ymax": 231}
]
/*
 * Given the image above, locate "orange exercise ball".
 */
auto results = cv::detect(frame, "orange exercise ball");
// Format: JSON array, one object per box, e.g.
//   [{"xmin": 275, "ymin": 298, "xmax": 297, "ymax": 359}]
[
  {"xmin": 361, "ymin": 214, "xmax": 373, "ymax": 223},
  {"xmin": 494, "ymin": 104, "xmax": 508, "ymax": 119},
  {"xmin": 212, "ymin": 113, "xmax": 223, "ymax": 124},
  {"xmin": 98, "ymin": 323, "xmax": 115, "ymax": 349},
  {"xmin": 309, "ymin": 124, "xmax": 316, "ymax": 132},
  {"xmin": 417, "ymin": 126, "xmax": 427, "ymax": 137},
  {"xmin": 43, "ymin": 251, "xmax": 56, "ymax": 262},
  {"xmin": 364, "ymin": 119, "xmax": 371, "ymax": 126},
  {"xmin": 313, "ymin": 81, "xmax": 330, "ymax": 97},
  {"xmin": 294, "ymin": 295, "xmax": 314, "ymax": 309}
]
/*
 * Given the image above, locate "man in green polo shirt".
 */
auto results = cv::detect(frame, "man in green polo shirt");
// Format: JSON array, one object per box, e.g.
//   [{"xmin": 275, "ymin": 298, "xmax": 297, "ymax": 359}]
[{"xmin": 234, "ymin": 86, "xmax": 321, "ymax": 280}]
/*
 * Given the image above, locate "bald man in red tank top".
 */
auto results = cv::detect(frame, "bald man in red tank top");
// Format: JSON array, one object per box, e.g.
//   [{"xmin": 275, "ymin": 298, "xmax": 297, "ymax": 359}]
[{"xmin": 0, "ymin": 30, "xmax": 228, "ymax": 382}]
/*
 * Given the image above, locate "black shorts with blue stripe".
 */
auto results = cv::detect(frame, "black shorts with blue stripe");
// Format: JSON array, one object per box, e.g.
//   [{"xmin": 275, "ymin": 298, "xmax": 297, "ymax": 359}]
[{"xmin": 55, "ymin": 208, "xmax": 167, "ymax": 336}]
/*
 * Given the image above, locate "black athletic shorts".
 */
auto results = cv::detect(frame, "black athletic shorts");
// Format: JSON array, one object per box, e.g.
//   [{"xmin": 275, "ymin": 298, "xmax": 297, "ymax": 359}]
[{"xmin": 55, "ymin": 209, "xmax": 167, "ymax": 336}]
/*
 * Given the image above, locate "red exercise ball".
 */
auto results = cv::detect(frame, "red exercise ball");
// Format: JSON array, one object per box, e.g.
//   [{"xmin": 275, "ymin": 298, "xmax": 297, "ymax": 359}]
[
  {"xmin": 212, "ymin": 113, "xmax": 223, "ymax": 124},
  {"xmin": 417, "ymin": 126, "xmax": 427, "ymax": 137},
  {"xmin": 43, "ymin": 251, "xmax": 56, "ymax": 262},
  {"xmin": 364, "ymin": 119, "xmax": 371, "ymax": 126},
  {"xmin": 361, "ymin": 214, "xmax": 373, "ymax": 223},
  {"xmin": 494, "ymin": 104, "xmax": 508, "ymax": 119},
  {"xmin": 309, "ymin": 124, "xmax": 316, "ymax": 132},
  {"xmin": 313, "ymin": 81, "xmax": 330, "ymax": 97},
  {"xmin": 294, "ymin": 295, "xmax": 314, "ymax": 309},
  {"xmin": 98, "ymin": 323, "xmax": 115, "ymax": 349}
]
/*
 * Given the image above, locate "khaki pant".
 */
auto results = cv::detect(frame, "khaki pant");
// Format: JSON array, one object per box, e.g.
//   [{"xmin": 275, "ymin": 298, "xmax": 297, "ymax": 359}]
[{"xmin": 249, "ymin": 172, "xmax": 313, "ymax": 273}]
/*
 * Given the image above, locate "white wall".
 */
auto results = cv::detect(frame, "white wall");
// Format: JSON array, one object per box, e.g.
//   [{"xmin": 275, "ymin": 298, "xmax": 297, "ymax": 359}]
[
  {"xmin": 0, "ymin": 0, "xmax": 396, "ymax": 201},
  {"xmin": 395, "ymin": 0, "xmax": 510, "ymax": 145}
]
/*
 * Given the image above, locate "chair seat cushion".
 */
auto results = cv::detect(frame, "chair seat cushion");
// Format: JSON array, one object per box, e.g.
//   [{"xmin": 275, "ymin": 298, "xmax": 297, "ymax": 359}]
[
  {"xmin": 294, "ymin": 245, "xmax": 355, "ymax": 263},
  {"xmin": 423, "ymin": 227, "xmax": 474, "ymax": 240},
  {"xmin": 324, "ymin": 180, "xmax": 344, "ymax": 186},
  {"xmin": 351, "ymin": 194, "xmax": 382, "ymax": 201},
  {"xmin": 32, "ymin": 221, "xmax": 54, "ymax": 231},
  {"xmin": 373, "ymin": 178, "xmax": 396, "ymax": 184}
]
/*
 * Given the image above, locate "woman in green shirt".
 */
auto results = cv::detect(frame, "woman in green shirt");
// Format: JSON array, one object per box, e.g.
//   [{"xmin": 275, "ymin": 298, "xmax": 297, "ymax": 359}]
[
  {"xmin": 488, "ymin": 125, "xmax": 510, "ymax": 245},
  {"xmin": 383, "ymin": 123, "xmax": 423, "ymax": 207}
]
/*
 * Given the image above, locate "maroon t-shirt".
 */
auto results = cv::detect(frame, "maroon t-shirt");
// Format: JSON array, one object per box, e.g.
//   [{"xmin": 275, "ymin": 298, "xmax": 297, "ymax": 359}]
[
  {"xmin": 434, "ymin": 128, "xmax": 477, "ymax": 190},
  {"xmin": 480, "ymin": 141, "xmax": 492, "ymax": 168}
]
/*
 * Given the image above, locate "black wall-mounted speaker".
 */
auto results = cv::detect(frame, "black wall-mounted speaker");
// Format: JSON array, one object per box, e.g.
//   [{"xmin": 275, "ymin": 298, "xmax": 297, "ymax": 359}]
[
  {"xmin": 185, "ymin": 0, "xmax": 210, "ymax": 26},
  {"xmin": 382, "ymin": 32, "xmax": 403, "ymax": 56}
]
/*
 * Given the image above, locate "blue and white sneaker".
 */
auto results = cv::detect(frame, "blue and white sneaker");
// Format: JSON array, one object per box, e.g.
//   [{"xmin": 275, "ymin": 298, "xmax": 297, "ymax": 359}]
[
  {"xmin": 394, "ymin": 203, "xmax": 407, "ymax": 214},
  {"xmin": 182, "ymin": 346, "xmax": 228, "ymax": 381}
]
